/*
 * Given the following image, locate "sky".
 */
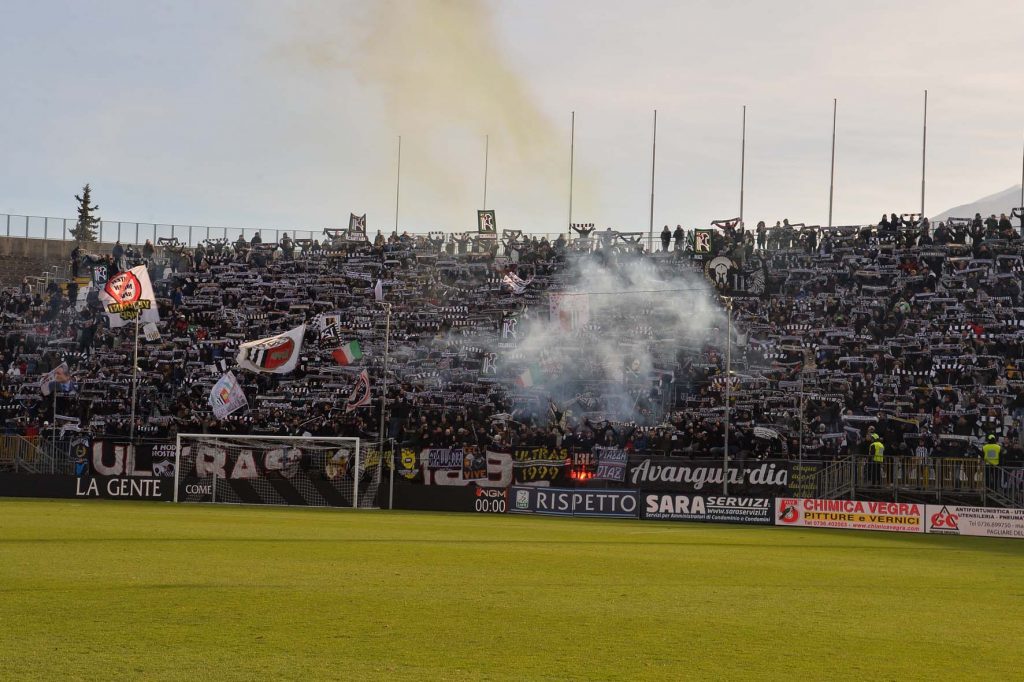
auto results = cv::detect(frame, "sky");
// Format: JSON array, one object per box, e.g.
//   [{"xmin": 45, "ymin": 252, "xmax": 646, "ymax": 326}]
[{"xmin": 2, "ymin": 0, "xmax": 1023, "ymax": 239}]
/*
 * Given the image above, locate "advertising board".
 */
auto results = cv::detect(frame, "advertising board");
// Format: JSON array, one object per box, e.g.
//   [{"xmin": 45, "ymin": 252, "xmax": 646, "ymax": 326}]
[
  {"xmin": 510, "ymin": 486, "xmax": 639, "ymax": 518},
  {"xmin": 775, "ymin": 498, "xmax": 924, "ymax": 533},
  {"xmin": 925, "ymin": 505, "xmax": 1024, "ymax": 539},
  {"xmin": 643, "ymin": 494, "xmax": 772, "ymax": 525},
  {"xmin": 474, "ymin": 487, "xmax": 508, "ymax": 514}
]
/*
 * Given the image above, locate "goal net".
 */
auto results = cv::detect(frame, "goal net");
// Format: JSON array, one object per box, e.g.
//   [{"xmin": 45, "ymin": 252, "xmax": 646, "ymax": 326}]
[{"xmin": 174, "ymin": 434, "xmax": 381, "ymax": 508}]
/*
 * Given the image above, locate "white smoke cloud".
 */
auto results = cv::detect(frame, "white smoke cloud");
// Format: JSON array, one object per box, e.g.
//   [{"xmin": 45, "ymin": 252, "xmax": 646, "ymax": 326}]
[{"xmin": 505, "ymin": 250, "xmax": 726, "ymax": 425}]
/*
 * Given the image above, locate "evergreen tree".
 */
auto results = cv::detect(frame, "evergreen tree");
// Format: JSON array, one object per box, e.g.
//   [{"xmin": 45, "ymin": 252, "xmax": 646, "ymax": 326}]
[{"xmin": 72, "ymin": 184, "xmax": 100, "ymax": 243}]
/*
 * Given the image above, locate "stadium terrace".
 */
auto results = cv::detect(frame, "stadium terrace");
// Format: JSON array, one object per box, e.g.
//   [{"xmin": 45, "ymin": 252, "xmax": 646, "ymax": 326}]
[{"xmin": 0, "ymin": 213, "xmax": 1023, "ymax": 509}]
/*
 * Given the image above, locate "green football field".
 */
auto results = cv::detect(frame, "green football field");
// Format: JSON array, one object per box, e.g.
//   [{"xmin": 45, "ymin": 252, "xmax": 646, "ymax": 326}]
[{"xmin": 1, "ymin": 499, "xmax": 1022, "ymax": 681}]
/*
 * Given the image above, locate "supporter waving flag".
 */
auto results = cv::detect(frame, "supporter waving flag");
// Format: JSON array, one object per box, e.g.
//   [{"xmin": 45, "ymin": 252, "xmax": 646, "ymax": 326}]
[
  {"xmin": 501, "ymin": 271, "xmax": 532, "ymax": 295},
  {"xmin": 236, "ymin": 324, "xmax": 305, "ymax": 374},
  {"xmin": 40, "ymin": 362, "xmax": 73, "ymax": 397},
  {"xmin": 98, "ymin": 265, "xmax": 160, "ymax": 328},
  {"xmin": 332, "ymin": 340, "xmax": 363, "ymax": 366},
  {"xmin": 208, "ymin": 371, "xmax": 248, "ymax": 419},
  {"xmin": 345, "ymin": 370, "xmax": 372, "ymax": 412}
]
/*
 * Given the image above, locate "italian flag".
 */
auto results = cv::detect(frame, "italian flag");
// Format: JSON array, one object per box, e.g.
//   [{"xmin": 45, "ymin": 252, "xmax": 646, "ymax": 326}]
[
  {"xmin": 332, "ymin": 340, "xmax": 363, "ymax": 366},
  {"xmin": 515, "ymin": 367, "xmax": 537, "ymax": 388}
]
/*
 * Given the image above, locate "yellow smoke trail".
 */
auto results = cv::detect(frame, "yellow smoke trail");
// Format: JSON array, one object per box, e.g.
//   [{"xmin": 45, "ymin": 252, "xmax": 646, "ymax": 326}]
[{"xmin": 278, "ymin": 0, "xmax": 578, "ymax": 233}]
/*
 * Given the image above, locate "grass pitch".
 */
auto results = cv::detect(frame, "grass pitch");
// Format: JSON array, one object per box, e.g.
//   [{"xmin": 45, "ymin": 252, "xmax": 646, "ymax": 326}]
[{"xmin": 1, "ymin": 500, "xmax": 1022, "ymax": 680}]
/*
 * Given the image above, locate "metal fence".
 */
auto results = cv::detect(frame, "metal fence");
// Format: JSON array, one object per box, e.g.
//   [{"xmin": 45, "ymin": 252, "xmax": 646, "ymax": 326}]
[
  {"xmin": 0, "ymin": 434, "xmax": 79, "ymax": 475},
  {"xmin": 848, "ymin": 456, "xmax": 987, "ymax": 497},
  {"xmin": 1, "ymin": 213, "xmax": 323, "ymax": 248},
  {"xmin": 1, "ymin": 213, "xmax": 573, "ymax": 248}
]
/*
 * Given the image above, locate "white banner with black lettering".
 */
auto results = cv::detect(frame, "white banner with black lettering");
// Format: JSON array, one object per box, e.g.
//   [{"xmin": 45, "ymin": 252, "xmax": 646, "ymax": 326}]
[
  {"xmin": 643, "ymin": 493, "xmax": 772, "ymax": 525},
  {"xmin": 509, "ymin": 486, "xmax": 638, "ymax": 518},
  {"xmin": 925, "ymin": 505, "xmax": 1024, "ymax": 539}
]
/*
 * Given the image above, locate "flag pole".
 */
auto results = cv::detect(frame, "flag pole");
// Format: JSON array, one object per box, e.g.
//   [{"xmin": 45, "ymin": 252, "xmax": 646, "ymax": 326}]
[
  {"xmin": 129, "ymin": 305, "xmax": 140, "ymax": 444},
  {"xmin": 920, "ymin": 90, "xmax": 928, "ymax": 218},
  {"xmin": 51, "ymin": 374, "xmax": 58, "ymax": 444},
  {"xmin": 483, "ymin": 134, "xmax": 489, "ymax": 210},
  {"xmin": 568, "ymin": 111, "xmax": 575, "ymax": 240},
  {"xmin": 722, "ymin": 297, "xmax": 732, "ymax": 495},
  {"xmin": 828, "ymin": 98, "xmax": 837, "ymax": 228},
  {"xmin": 394, "ymin": 136, "xmax": 402, "ymax": 234},
  {"xmin": 740, "ymin": 106, "xmax": 746, "ymax": 228},
  {"xmin": 1019, "ymin": 136, "xmax": 1023, "ymax": 227},
  {"xmin": 648, "ymin": 109, "xmax": 657, "ymax": 253},
  {"xmin": 377, "ymin": 302, "xmax": 393, "ymax": 509}
]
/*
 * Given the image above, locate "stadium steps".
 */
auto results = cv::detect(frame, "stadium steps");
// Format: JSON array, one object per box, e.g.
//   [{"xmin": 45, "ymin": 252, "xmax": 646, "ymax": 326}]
[
  {"xmin": 0, "ymin": 436, "xmax": 45, "ymax": 474},
  {"xmin": 0, "ymin": 254, "xmax": 50, "ymax": 287}
]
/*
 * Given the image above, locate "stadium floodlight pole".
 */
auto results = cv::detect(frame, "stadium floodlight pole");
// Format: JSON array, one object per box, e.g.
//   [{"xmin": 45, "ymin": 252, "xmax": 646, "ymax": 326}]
[
  {"xmin": 739, "ymin": 105, "xmax": 746, "ymax": 228},
  {"xmin": 568, "ymin": 111, "xmax": 575, "ymax": 240},
  {"xmin": 921, "ymin": 89, "xmax": 928, "ymax": 218},
  {"xmin": 394, "ymin": 136, "xmax": 402, "ymax": 233},
  {"xmin": 648, "ymin": 109, "xmax": 657, "ymax": 253},
  {"xmin": 483, "ymin": 134, "xmax": 489, "ymax": 210},
  {"xmin": 722, "ymin": 296, "xmax": 732, "ymax": 495},
  {"xmin": 378, "ymin": 301, "xmax": 394, "ymax": 509},
  {"xmin": 828, "ymin": 98, "xmax": 837, "ymax": 228}
]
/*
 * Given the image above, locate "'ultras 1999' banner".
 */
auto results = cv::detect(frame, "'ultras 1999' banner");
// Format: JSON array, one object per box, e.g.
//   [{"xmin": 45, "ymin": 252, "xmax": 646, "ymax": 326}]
[
  {"xmin": 643, "ymin": 494, "xmax": 773, "ymax": 525},
  {"xmin": 509, "ymin": 486, "xmax": 639, "ymax": 518}
]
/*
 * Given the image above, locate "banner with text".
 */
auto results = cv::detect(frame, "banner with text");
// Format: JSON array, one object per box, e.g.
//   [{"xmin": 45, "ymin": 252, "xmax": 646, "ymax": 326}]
[
  {"xmin": 509, "ymin": 486, "xmax": 639, "ymax": 518},
  {"xmin": 775, "ymin": 498, "xmax": 924, "ymax": 533},
  {"xmin": 925, "ymin": 505, "xmax": 1024, "ymax": 539},
  {"xmin": 643, "ymin": 493, "xmax": 773, "ymax": 525},
  {"xmin": 628, "ymin": 458, "xmax": 791, "ymax": 495}
]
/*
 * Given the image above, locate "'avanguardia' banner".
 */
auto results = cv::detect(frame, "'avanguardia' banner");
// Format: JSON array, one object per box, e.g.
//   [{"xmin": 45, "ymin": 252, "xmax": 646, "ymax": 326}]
[{"xmin": 627, "ymin": 458, "xmax": 790, "ymax": 494}]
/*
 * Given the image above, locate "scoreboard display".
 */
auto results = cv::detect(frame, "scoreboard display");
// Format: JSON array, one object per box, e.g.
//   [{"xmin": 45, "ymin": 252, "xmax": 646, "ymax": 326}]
[{"xmin": 473, "ymin": 487, "xmax": 508, "ymax": 513}]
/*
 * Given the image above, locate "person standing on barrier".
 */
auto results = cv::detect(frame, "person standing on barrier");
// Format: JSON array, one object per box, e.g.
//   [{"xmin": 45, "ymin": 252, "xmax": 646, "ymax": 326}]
[
  {"xmin": 868, "ymin": 432, "xmax": 885, "ymax": 486},
  {"xmin": 983, "ymin": 434, "xmax": 1001, "ymax": 489}
]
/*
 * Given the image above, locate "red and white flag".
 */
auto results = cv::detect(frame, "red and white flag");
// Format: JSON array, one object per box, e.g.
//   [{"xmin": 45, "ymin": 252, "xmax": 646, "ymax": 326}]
[
  {"xmin": 98, "ymin": 265, "xmax": 160, "ymax": 329},
  {"xmin": 236, "ymin": 324, "xmax": 305, "ymax": 374},
  {"xmin": 345, "ymin": 370, "xmax": 372, "ymax": 412}
]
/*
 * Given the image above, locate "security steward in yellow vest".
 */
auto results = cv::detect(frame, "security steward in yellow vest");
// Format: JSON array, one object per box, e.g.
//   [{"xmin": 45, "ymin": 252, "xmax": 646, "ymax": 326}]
[
  {"xmin": 983, "ymin": 434, "xmax": 1001, "ymax": 487},
  {"xmin": 867, "ymin": 433, "xmax": 884, "ymax": 485}
]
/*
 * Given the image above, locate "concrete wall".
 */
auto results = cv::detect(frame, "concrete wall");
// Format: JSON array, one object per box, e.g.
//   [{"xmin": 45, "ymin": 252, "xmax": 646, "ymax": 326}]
[{"xmin": 0, "ymin": 237, "xmax": 147, "ymax": 287}]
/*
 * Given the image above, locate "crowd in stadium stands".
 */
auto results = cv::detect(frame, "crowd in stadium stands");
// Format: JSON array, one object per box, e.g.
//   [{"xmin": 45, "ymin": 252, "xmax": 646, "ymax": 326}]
[{"xmin": 2, "ymin": 209, "xmax": 1024, "ymax": 466}]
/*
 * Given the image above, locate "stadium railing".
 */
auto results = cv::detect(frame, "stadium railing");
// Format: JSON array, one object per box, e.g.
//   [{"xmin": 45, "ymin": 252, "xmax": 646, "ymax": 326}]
[
  {"xmin": 1, "ymin": 212, "xmax": 574, "ymax": 249},
  {"xmin": 984, "ymin": 466, "xmax": 1024, "ymax": 508},
  {"xmin": 852, "ymin": 456, "xmax": 986, "ymax": 496},
  {"xmin": 0, "ymin": 435, "xmax": 46, "ymax": 474}
]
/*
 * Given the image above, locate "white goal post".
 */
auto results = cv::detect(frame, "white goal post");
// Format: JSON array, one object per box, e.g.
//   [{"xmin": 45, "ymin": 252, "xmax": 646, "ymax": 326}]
[{"xmin": 174, "ymin": 434, "xmax": 381, "ymax": 509}]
